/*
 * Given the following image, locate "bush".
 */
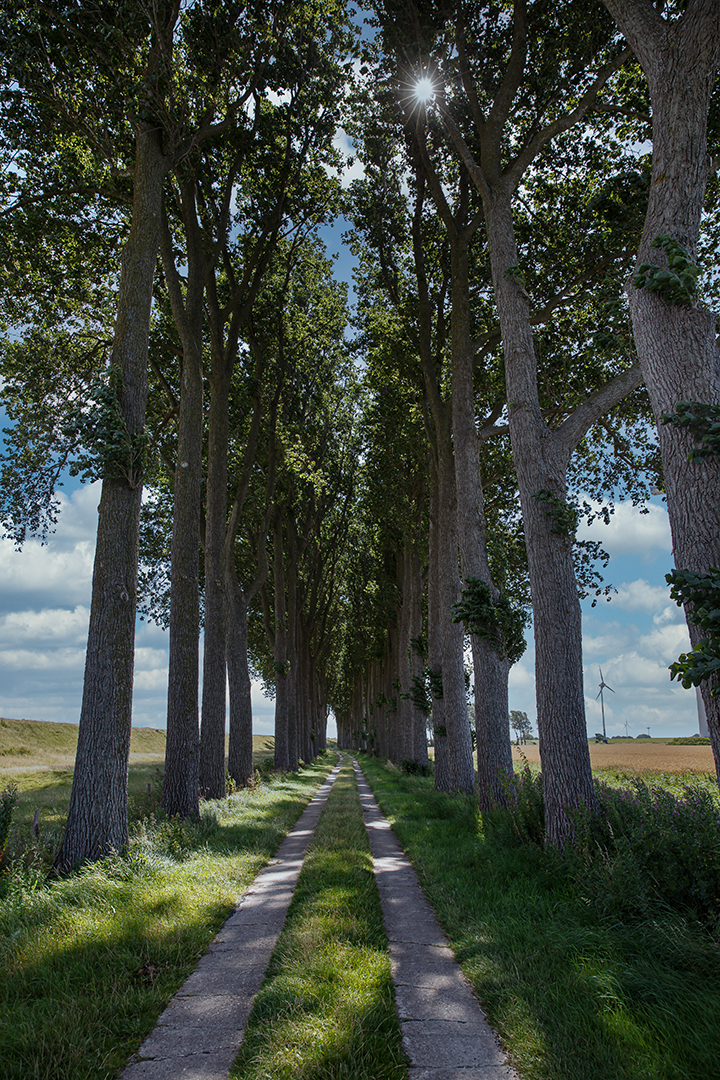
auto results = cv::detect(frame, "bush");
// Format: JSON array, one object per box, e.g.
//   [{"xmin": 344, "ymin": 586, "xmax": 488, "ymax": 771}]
[
  {"xmin": 0, "ymin": 785, "xmax": 17, "ymax": 867},
  {"xmin": 584, "ymin": 778, "xmax": 720, "ymax": 928},
  {"xmin": 486, "ymin": 768, "xmax": 720, "ymax": 930},
  {"xmin": 132, "ymin": 809, "xmax": 218, "ymax": 862},
  {"xmin": 487, "ymin": 766, "xmax": 545, "ymax": 847},
  {"xmin": 399, "ymin": 758, "xmax": 433, "ymax": 777}
]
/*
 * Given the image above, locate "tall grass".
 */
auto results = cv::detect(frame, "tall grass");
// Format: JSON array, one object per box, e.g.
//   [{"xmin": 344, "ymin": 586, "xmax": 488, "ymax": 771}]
[
  {"xmin": 358, "ymin": 754, "xmax": 720, "ymax": 1080},
  {"xmin": 0, "ymin": 757, "xmax": 336, "ymax": 1080},
  {"xmin": 231, "ymin": 761, "xmax": 407, "ymax": 1080}
]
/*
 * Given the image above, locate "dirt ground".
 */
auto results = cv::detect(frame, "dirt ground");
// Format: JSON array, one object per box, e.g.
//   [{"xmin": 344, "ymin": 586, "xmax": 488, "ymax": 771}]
[{"xmin": 512, "ymin": 740, "xmax": 716, "ymax": 773}]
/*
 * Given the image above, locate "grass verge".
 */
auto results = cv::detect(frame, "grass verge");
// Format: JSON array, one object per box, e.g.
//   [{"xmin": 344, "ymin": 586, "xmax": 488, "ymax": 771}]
[
  {"xmin": 230, "ymin": 760, "xmax": 407, "ymax": 1080},
  {"xmin": 0, "ymin": 755, "xmax": 336, "ymax": 1080},
  {"xmin": 357, "ymin": 753, "xmax": 720, "ymax": 1080}
]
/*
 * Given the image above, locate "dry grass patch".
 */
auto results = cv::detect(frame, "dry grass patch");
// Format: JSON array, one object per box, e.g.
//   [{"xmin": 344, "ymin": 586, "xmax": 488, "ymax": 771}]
[{"xmin": 512, "ymin": 739, "xmax": 716, "ymax": 773}]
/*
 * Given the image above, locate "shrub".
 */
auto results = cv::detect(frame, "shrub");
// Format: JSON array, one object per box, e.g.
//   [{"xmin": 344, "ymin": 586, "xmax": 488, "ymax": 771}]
[
  {"xmin": 487, "ymin": 766, "xmax": 545, "ymax": 847},
  {"xmin": 399, "ymin": 758, "xmax": 433, "ymax": 777},
  {"xmin": 584, "ymin": 778, "xmax": 720, "ymax": 929},
  {"xmin": 0, "ymin": 785, "xmax": 17, "ymax": 868},
  {"xmin": 485, "ymin": 769, "xmax": 720, "ymax": 930},
  {"xmin": 0, "ymin": 784, "xmax": 17, "ymax": 838}
]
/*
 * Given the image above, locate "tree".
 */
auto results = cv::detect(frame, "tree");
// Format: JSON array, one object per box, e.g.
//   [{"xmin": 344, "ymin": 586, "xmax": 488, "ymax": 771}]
[
  {"xmin": 510, "ymin": 709, "xmax": 532, "ymax": 745},
  {"xmin": 0, "ymin": 0, "xmax": 185, "ymax": 869},
  {"xmin": 600, "ymin": 0, "xmax": 720, "ymax": 788},
  {"xmin": 388, "ymin": 0, "xmax": 645, "ymax": 843}
]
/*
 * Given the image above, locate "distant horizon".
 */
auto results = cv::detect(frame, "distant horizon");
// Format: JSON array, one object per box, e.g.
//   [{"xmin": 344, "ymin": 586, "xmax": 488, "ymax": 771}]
[{"xmin": 0, "ymin": 714, "xmax": 706, "ymax": 743}]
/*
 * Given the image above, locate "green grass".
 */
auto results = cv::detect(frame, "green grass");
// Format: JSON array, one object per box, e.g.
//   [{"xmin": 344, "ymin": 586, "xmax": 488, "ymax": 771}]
[
  {"xmin": 0, "ymin": 730, "xmax": 278, "ymax": 841},
  {"xmin": 0, "ymin": 756, "xmax": 336, "ymax": 1080},
  {"xmin": 230, "ymin": 760, "xmax": 407, "ymax": 1080},
  {"xmin": 0, "ymin": 716, "xmax": 167, "ymax": 762},
  {"xmin": 357, "ymin": 754, "xmax": 720, "ymax": 1080},
  {"xmin": 593, "ymin": 767, "xmax": 720, "ymax": 800}
]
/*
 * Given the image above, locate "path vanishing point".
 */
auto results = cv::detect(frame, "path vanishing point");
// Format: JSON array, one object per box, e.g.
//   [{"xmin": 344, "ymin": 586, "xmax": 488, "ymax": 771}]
[{"xmin": 119, "ymin": 756, "xmax": 521, "ymax": 1080}]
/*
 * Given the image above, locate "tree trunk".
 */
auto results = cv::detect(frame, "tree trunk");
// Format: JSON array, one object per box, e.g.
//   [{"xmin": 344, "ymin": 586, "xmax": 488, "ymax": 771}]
[
  {"xmin": 160, "ymin": 190, "xmax": 204, "ymax": 820},
  {"xmin": 409, "ymin": 547, "xmax": 430, "ymax": 767},
  {"xmin": 286, "ymin": 536, "xmax": 300, "ymax": 769},
  {"xmin": 484, "ymin": 185, "xmax": 597, "ymax": 844},
  {"xmin": 272, "ymin": 514, "xmax": 290, "ymax": 770},
  {"xmin": 162, "ymin": 344, "xmax": 203, "ymax": 818},
  {"xmin": 199, "ymin": 361, "xmax": 230, "ymax": 800},
  {"xmin": 450, "ymin": 235, "xmax": 513, "ymax": 808},
  {"xmin": 603, "ymin": 0, "xmax": 720, "ymax": 785},
  {"xmin": 428, "ymin": 471, "xmax": 450, "ymax": 792},
  {"xmin": 55, "ymin": 128, "xmax": 167, "ymax": 871},
  {"xmin": 396, "ymin": 544, "xmax": 414, "ymax": 763},
  {"xmin": 437, "ymin": 439, "xmax": 475, "ymax": 793},
  {"xmin": 226, "ymin": 573, "xmax": 255, "ymax": 787}
]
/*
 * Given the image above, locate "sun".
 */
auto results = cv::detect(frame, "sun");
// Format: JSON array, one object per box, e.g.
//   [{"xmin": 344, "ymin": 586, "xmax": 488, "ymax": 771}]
[{"xmin": 413, "ymin": 77, "xmax": 436, "ymax": 105}]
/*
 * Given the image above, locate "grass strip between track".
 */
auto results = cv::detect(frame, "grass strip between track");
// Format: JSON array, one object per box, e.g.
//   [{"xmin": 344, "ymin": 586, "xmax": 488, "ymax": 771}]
[{"xmin": 230, "ymin": 759, "xmax": 408, "ymax": 1080}]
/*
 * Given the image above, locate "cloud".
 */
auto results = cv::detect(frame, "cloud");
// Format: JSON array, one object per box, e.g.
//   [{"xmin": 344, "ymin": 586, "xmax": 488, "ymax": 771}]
[
  {"xmin": 612, "ymin": 579, "xmax": 670, "ymax": 614},
  {"xmin": 581, "ymin": 608, "xmax": 696, "ymax": 737},
  {"xmin": 0, "ymin": 606, "xmax": 89, "ymax": 646},
  {"xmin": 329, "ymin": 129, "xmax": 366, "ymax": 188},
  {"xmin": 578, "ymin": 499, "xmax": 671, "ymax": 560},
  {"xmin": 0, "ymin": 483, "xmax": 99, "ymax": 612}
]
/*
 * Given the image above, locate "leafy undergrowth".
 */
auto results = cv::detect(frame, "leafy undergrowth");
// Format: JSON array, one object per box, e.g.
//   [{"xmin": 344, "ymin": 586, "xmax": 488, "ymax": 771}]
[
  {"xmin": 231, "ymin": 760, "xmax": 407, "ymax": 1080},
  {"xmin": 358, "ymin": 754, "xmax": 720, "ymax": 1080},
  {"xmin": 0, "ymin": 756, "xmax": 336, "ymax": 1080}
]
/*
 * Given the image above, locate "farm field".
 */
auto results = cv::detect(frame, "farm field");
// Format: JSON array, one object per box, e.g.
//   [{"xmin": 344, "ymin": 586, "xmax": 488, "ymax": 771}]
[
  {"xmin": 0, "ymin": 716, "xmax": 166, "ymax": 774},
  {"xmin": 0, "ymin": 718, "xmax": 276, "ymax": 832},
  {"xmin": 512, "ymin": 737, "xmax": 716, "ymax": 773}
]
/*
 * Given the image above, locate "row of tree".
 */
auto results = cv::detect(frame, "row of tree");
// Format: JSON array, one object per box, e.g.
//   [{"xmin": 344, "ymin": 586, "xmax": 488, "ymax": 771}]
[
  {"xmin": 331, "ymin": 0, "xmax": 720, "ymax": 847},
  {"xmin": 0, "ymin": 0, "xmax": 719, "ymax": 864}
]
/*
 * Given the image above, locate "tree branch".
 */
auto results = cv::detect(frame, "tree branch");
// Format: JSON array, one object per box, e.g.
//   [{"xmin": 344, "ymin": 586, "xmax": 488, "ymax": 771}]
[
  {"xmin": 505, "ymin": 48, "xmax": 632, "ymax": 191},
  {"xmin": 488, "ymin": 0, "xmax": 528, "ymax": 129},
  {"xmin": 554, "ymin": 362, "xmax": 643, "ymax": 457}
]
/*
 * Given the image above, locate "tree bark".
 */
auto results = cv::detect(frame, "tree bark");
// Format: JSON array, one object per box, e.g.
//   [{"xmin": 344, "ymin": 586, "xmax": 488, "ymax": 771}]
[
  {"xmin": 226, "ymin": 574, "xmax": 255, "ymax": 787},
  {"xmin": 272, "ymin": 512, "xmax": 290, "ymax": 770},
  {"xmin": 409, "ymin": 547, "xmax": 430, "ymax": 766},
  {"xmin": 55, "ymin": 127, "xmax": 167, "ymax": 870},
  {"xmin": 483, "ymin": 185, "xmax": 597, "ymax": 843},
  {"xmin": 412, "ymin": 183, "xmax": 474, "ymax": 794},
  {"xmin": 450, "ymin": 234, "xmax": 514, "ymax": 808},
  {"xmin": 602, "ymin": 0, "xmax": 720, "ymax": 785},
  {"xmin": 160, "ymin": 191, "xmax": 204, "ymax": 820},
  {"xmin": 199, "ymin": 359, "xmax": 230, "ymax": 799},
  {"xmin": 428, "ymin": 468, "xmax": 449, "ymax": 791}
]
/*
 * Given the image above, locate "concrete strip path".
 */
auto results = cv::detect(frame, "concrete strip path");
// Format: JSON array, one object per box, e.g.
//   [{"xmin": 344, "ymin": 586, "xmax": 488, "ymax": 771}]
[
  {"xmin": 119, "ymin": 757, "xmax": 344, "ymax": 1080},
  {"xmin": 352, "ymin": 757, "xmax": 521, "ymax": 1080}
]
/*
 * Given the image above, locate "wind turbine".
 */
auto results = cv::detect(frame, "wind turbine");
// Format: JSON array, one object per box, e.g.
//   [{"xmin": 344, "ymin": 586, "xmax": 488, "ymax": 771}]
[{"xmin": 597, "ymin": 667, "xmax": 615, "ymax": 741}]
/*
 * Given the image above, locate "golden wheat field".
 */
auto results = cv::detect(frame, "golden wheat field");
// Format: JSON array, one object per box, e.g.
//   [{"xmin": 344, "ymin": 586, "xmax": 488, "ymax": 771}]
[{"xmin": 512, "ymin": 739, "xmax": 716, "ymax": 773}]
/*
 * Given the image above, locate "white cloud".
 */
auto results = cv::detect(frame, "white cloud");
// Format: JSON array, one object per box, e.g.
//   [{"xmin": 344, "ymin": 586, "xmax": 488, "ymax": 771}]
[
  {"xmin": 0, "ymin": 647, "xmax": 86, "ymax": 671},
  {"xmin": 612, "ymin": 579, "xmax": 669, "ymax": 613},
  {"xmin": 133, "ymin": 669, "xmax": 168, "ymax": 692},
  {"xmin": 0, "ymin": 483, "xmax": 99, "ymax": 612},
  {"xmin": 578, "ymin": 499, "xmax": 671, "ymax": 560},
  {"xmin": 0, "ymin": 606, "xmax": 89, "ymax": 646},
  {"xmin": 639, "ymin": 620, "xmax": 692, "ymax": 663},
  {"xmin": 581, "ymin": 607, "xmax": 696, "ymax": 738},
  {"xmin": 329, "ymin": 129, "xmax": 365, "ymax": 188}
]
